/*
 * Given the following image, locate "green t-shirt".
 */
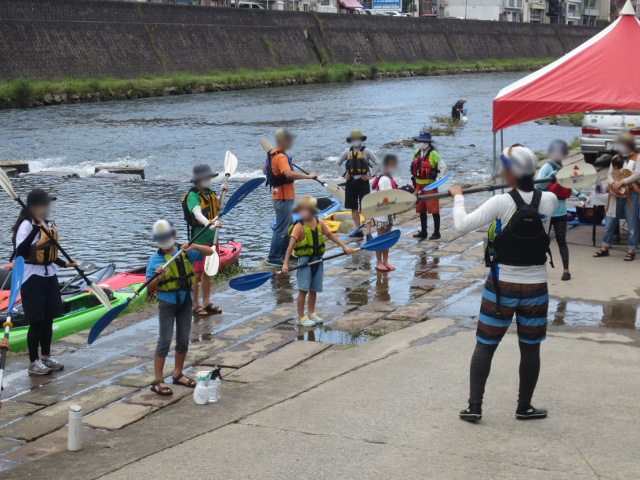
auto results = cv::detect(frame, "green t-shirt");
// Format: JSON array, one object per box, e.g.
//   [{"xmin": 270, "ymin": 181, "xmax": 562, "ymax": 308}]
[{"xmin": 186, "ymin": 188, "xmax": 215, "ymax": 245}]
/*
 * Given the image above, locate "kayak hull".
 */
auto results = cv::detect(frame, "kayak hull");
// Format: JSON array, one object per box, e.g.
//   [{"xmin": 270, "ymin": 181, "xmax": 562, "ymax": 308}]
[{"xmin": 323, "ymin": 211, "xmax": 365, "ymax": 234}]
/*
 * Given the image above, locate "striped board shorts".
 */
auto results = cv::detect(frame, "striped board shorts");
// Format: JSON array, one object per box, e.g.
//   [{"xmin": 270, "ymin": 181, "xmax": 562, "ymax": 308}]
[{"xmin": 477, "ymin": 277, "xmax": 548, "ymax": 345}]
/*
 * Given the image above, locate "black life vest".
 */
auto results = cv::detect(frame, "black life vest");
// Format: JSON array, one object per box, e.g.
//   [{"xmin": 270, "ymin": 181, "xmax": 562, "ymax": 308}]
[
  {"xmin": 265, "ymin": 149, "xmax": 294, "ymax": 189},
  {"xmin": 181, "ymin": 187, "xmax": 219, "ymax": 237},
  {"xmin": 345, "ymin": 146, "xmax": 370, "ymax": 175}
]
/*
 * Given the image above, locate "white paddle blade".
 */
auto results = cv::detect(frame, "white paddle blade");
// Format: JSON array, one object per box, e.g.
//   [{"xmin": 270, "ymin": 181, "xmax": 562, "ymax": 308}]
[
  {"xmin": 325, "ymin": 183, "xmax": 346, "ymax": 203},
  {"xmin": 89, "ymin": 283, "xmax": 112, "ymax": 311},
  {"xmin": 259, "ymin": 138, "xmax": 273, "ymax": 152},
  {"xmin": 0, "ymin": 168, "xmax": 19, "ymax": 200},
  {"xmin": 224, "ymin": 151, "xmax": 238, "ymax": 176},
  {"xmin": 360, "ymin": 189, "xmax": 417, "ymax": 219},
  {"xmin": 555, "ymin": 163, "xmax": 597, "ymax": 190},
  {"xmin": 204, "ymin": 251, "xmax": 220, "ymax": 276}
]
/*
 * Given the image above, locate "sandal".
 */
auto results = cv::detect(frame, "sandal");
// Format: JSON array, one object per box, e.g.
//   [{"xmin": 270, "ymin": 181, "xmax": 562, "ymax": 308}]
[
  {"xmin": 593, "ymin": 249, "xmax": 609, "ymax": 258},
  {"xmin": 150, "ymin": 380, "xmax": 173, "ymax": 396},
  {"xmin": 624, "ymin": 251, "xmax": 636, "ymax": 262},
  {"xmin": 172, "ymin": 373, "xmax": 196, "ymax": 388},
  {"xmin": 204, "ymin": 303, "xmax": 223, "ymax": 315},
  {"xmin": 192, "ymin": 305, "xmax": 208, "ymax": 316}
]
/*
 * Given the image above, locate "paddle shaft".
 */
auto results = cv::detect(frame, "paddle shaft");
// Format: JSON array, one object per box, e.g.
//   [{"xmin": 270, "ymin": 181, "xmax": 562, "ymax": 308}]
[
  {"xmin": 0, "ymin": 320, "xmax": 12, "ymax": 396},
  {"xmin": 286, "ymin": 248, "xmax": 359, "ymax": 274},
  {"xmin": 416, "ymin": 176, "xmax": 559, "ymax": 201},
  {"xmin": 292, "ymin": 163, "xmax": 331, "ymax": 188},
  {"xmin": 212, "ymin": 174, "xmax": 231, "ymax": 245}
]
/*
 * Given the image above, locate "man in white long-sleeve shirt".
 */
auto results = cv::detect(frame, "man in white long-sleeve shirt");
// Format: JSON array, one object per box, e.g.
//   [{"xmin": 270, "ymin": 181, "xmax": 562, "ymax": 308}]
[{"xmin": 449, "ymin": 144, "xmax": 557, "ymax": 423}]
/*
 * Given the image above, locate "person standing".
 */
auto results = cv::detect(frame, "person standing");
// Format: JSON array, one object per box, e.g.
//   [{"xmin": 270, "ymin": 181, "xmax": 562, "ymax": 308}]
[
  {"xmin": 452, "ymin": 99, "xmax": 466, "ymax": 120},
  {"xmin": 536, "ymin": 140, "xmax": 588, "ymax": 281},
  {"xmin": 411, "ymin": 131, "xmax": 447, "ymax": 240},
  {"xmin": 12, "ymin": 189, "xmax": 78, "ymax": 376},
  {"xmin": 353, "ymin": 51, "xmax": 362, "ymax": 67},
  {"xmin": 449, "ymin": 144, "xmax": 557, "ymax": 422},
  {"xmin": 336, "ymin": 130, "xmax": 379, "ymax": 240},
  {"xmin": 183, "ymin": 164, "xmax": 227, "ymax": 316},
  {"xmin": 593, "ymin": 133, "xmax": 640, "ymax": 261},
  {"xmin": 266, "ymin": 128, "xmax": 317, "ymax": 267},
  {"xmin": 371, "ymin": 154, "xmax": 399, "ymax": 272}
]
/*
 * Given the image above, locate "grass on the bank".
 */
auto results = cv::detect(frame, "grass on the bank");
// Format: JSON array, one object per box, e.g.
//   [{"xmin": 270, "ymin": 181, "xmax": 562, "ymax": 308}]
[
  {"xmin": 211, "ymin": 262, "xmax": 245, "ymax": 284},
  {"xmin": 0, "ymin": 57, "xmax": 555, "ymax": 109}
]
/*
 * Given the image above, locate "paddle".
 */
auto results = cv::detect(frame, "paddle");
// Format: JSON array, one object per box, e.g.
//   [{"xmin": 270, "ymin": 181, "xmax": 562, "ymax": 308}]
[
  {"xmin": 205, "ymin": 150, "xmax": 238, "ymax": 276},
  {"xmin": 88, "ymin": 176, "xmax": 265, "ymax": 344},
  {"xmin": 230, "ymin": 229, "xmax": 401, "ymax": 291},
  {"xmin": 361, "ymin": 163, "xmax": 598, "ymax": 219},
  {"xmin": 0, "ymin": 168, "xmax": 112, "ymax": 311},
  {"xmin": 0, "ymin": 256, "xmax": 24, "ymax": 396},
  {"xmin": 417, "ymin": 171, "xmax": 451, "ymax": 193},
  {"xmin": 259, "ymin": 138, "xmax": 346, "ymax": 203}
]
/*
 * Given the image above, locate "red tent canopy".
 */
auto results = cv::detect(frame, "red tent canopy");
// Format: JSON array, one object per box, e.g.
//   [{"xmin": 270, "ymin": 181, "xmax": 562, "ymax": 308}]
[{"xmin": 493, "ymin": 2, "xmax": 640, "ymax": 132}]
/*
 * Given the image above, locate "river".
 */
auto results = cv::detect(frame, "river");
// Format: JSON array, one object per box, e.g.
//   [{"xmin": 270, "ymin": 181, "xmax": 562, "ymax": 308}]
[{"xmin": 0, "ymin": 72, "xmax": 579, "ymax": 273}]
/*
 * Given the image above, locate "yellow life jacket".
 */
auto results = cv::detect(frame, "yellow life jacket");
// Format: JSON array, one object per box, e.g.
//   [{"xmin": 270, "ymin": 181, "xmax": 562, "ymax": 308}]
[
  {"xmin": 346, "ymin": 146, "xmax": 370, "ymax": 175},
  {"xmin": 156, "ymin": 250, "xmax": 195, "ymax": 292},
  {"xmin": 287, "ymin": 220, "xmax": 326, "ymax": 257},
  {"xmin": 182, "ymin": 187, "xmax": 220, "ymax": 229},
  {"xmin": 27, "ymin": 224, "xmax": 59, "ymax": 265}
]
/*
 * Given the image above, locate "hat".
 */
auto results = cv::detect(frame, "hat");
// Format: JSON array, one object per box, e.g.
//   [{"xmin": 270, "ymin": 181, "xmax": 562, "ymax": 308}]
[
  {"xmin": 152, "ymin": 219, "xmax": 176, "ymax": 242},
  {"xmin": 293, "ymin": 195, "xmax": 318, "ymax": 214},
  {"xmin": 413, "ymin": 131, "xmax": 433, "ymax": 143},
  {"xmin": 275, "ymin": 128, "xmax": 295, "ymax": 142},
  {"xmin": 500, "ymin": 144, "xmax": 537, "ymax": 178},
  {"xmin": 26, "ymin": 189, "xmax": 56, "ymax": 206},
  {"xmin": 617, "ymin": 132, "xmax": 636, "ymax": 151},
  {"xmin": 347, "ymin": 130, "xmax": 367, "ymax": 143},
  {"xmin": 190, "ymin": 164, "xmax": 219, "ymax": 183}
]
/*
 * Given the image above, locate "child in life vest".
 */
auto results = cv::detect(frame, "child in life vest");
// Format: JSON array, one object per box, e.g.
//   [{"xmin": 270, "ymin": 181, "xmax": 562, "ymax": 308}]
[
  {"xmin": 146, "ymin": 219, "xmax": 214, "ymax": 396},
  {"xmin": 282, "ymin": 195, "xmax": 354, "ymax": 327},
  {"xmin": 371, "ymin": 154, "xmax": 399, "ymax": 272}
]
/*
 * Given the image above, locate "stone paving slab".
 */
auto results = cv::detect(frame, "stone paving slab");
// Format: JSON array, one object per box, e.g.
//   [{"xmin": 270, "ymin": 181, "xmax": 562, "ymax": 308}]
[
  {"xmin": 328, "ymin": 310, "xmax": 384, "ymax": 331},
  {"xmin": 184, "ymin": 339, "xmax": 230, "ymax": 365},
  {"xmin": 3, "ymin": 427, "xmax": 102, "ymax": 463},
  {"xmin": 84, "ymin": 404, "xmax": 157, "ymax": 430},
  {"xmin": 365, "ymin": 319, "xmax": 412, "ymax": 336},
  {"xmin": 1, "ymin": 386, "xmax": 136, "ymax": 441},
  {"xmin": 200, "ymin": 331, "xmax": 295, "ymax": 368},
  {"xmin": 0, "ymin": 402, "xmax": 44, "ymax": 426},
  {"xmin": 10, "ymin": 376, "xmax": 97, "ymax": 407},
  {"xmin": 112, "ymin": 363, "xmax": 176, "ymax": 388},
  {"xmin": 126, "ymin": 384, "xmax": 193, "ymax": 408},
  {"xmin": 225, "ymin": 341, "xmax": 332, "ymax": 383},
  {"xmin": 385, "ymin": 302, "xmax": 434, "ymax": 321},
  {"xmin": 0, "ymin": 438, "xmax": 22, "ymax": 454}
]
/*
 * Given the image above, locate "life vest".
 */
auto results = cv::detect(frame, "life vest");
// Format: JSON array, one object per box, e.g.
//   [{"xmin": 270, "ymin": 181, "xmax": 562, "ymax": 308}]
[
  {"xmin": 26, "ymin": 223, "xmax": 59, "ymax": 265},
  {"xmin": 345, "ymin": 146, "xmax": 370, "ymax": 175},
  {"xmin": 265, "ymin": 149, "xmax": 294, "ymax": 188},
  {"xmin": 287, "ymin": 219, "xmax": 326, "ymax": 257},
  {"xmin": 545, "ymin": 161, "xmax": 571, "ymax": 199},
  {"xmin": 371, "ymin": 174, "xmax": 398, "ymax": 191},
  {"xmin": 156, "ymin": 250, "xmax": 195, "ymax": 293},
  {"xmin": 411, "ymin": 148, "xmax": 439, "ymax": 181},
  {"xmin": 181, "ymin": 187, "xmax": 219, "ymax": 233}
]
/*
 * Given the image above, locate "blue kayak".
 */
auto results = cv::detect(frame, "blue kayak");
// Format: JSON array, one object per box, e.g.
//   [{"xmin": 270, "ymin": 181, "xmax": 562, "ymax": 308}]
[{"xmin": 271, "ymin": 196, "xmax": 341, "ymax": 230}]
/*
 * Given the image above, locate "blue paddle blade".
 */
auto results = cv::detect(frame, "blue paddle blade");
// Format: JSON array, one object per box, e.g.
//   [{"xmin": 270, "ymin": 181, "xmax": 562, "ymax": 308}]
[
  {"xmin": 87, "ymin": 300, "xmax": 130, "ymax": 344},
  {"xmin": 221, "ymin": 177, "xmax": 265, "ymax": 216},
  {"xmin": 7, "ymin": 256, "xmax": 24, "ymax": 312},
  {"xmin": 361, "ymin": 229, "xmax": 401, "ymax": 252},
  {"xmin": 419, "ymin": 172, "xmax": 451, "ymax": 193},
  {"xmin": 229, "ymin": 271, "xmax": 275, "ymax": 291}
]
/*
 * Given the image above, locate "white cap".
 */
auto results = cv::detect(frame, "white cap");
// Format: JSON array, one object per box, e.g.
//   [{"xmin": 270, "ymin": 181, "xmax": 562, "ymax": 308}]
[
  {"xmin": 500, "ymin": 144, "xmax": 538, "ymax": 178},
  {"xmin": 152, "ymin": 219, "xmax": 176, "ymax": 241}
]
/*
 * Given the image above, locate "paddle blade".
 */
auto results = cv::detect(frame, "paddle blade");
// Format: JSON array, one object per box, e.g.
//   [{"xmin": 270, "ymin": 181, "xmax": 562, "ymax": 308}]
[
  {"xmin": 204, "ymin": 251, "xmax": 220, "ymax": 276},
  {"xmin": 419, "ymin": 172, "xmax": 451, "ymax": 192},
  {"xmin": 89, "ymin": 283, "xmax": 112, "ymax": 311},
  {"xmin": 325, "ymin": 183, "xmax": 346, "ymax": 203},
  {"xmin": 87, "ymin": 300, "xmax": 129, "ymax": 344},
  {"xmin": 7, "ymin": 256, "xmax": 24, "ymax": 312},
  {"xmin": 224, "ymin": 151, "xmax": 238, "ymax": 176},
  {"xmin": 360, "ymin": 189, "xmax": 417, "ymax": 219},
  {"xmin": 221, "ymin": 177, "xmax": 265, "ymax": 216},
  {"xmin": 362, "ymin": 229, "xmax": 402, "ymax": 252},
  {"xmin": 555, "ymin": 163, "xmax": 597, "ymax": 190},
  {"xmin": 259, "ymin": 138, "xmax": 273, "ymax": 152},
  {"xmin": 0, "ymin": 167, "xmax": 18, "ymax": 200},
  {"xmin": 229, "ymin": 271, "xmax": 275, "ymax": 291}
]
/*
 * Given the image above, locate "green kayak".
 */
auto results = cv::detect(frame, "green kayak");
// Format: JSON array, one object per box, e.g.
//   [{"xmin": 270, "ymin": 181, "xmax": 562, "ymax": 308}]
[{"xmin": 8, "ymin": 285, "xmax": 146, "ymax": 352}]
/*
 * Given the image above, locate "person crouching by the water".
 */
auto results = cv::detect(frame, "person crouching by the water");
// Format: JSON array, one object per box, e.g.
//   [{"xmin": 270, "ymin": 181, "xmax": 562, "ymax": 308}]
[
  {"xmin": 146, "ymin": 220, "xmax": 214, "ymax": 396},
  {"xmin": 536, "ymin": 140, "xmax": 588, "ymax": 281},
  {"xmin": 452, "ymin": 99, "xmax": 466, "ymax": 120},
  {"xmin": 372, "ymin": 154, "xmax": 399, "ymax": 272},
  {"xmin": 12, "ymin": 190, "xmax": 77, "ymax": 376},
  {"xmin": 593, "ymin": 132, "xmax": 640, "ymax": 262},
  {"xmin": 449, "ymin": 144, "xmax": 557, "ymax": 422},
  {"xmin": 282, "ymin": 195, "xmax": 354, "ymax": 327},
  {"xmin": 265, "ymin": 128, "xmax": 318, "ymax": 267},
  {"xmin": 182, "ymin": 164, "xmax": 227, "ymax": 316},
  {"xmin": 411, "ymin": 131, "xmax": 447, "ymax": 240},
  {"xmin": 336, "ymin": 130, "xmax": 379, "ymax": 241}
]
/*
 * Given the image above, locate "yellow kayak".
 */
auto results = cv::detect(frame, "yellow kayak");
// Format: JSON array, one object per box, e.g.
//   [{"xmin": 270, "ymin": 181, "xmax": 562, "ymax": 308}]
[{"xmin": 323, "ymin": 211, "xmax": 365, "ymax": 234}]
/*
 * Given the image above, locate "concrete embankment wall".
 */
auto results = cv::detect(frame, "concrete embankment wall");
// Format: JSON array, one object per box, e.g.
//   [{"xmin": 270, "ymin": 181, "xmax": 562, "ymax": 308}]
[{"xmin": 0, "ymin": 0, "xmax": 600, "ymax": 81}]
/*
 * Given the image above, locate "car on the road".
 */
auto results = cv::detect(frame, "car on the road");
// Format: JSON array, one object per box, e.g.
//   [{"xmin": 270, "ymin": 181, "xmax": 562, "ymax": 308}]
[{"xmin": 580, "ymin": 110, "xmax": 640, "ymax": 163}]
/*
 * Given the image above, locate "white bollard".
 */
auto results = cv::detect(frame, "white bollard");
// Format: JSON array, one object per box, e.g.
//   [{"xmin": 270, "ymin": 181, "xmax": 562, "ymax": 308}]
[{"xmin": 67, "ymin": 404, "xmax": 83, "ymax": 451}]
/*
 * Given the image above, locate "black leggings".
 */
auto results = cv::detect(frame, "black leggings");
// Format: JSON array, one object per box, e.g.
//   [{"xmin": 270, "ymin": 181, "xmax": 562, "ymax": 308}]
[
  {"xmin": 27, "ymin": 321, "xmax": 53, "ymax": 362},
  {"xmin": 468, "ymin": 341, "xmax": 541, "ymax": 407},
  {"xmin": 550, "ymin": 216, "xmax": 569, "ymax": 269}
]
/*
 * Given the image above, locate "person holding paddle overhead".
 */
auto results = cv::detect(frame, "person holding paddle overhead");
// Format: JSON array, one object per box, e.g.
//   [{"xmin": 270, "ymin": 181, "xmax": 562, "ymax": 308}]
[
  {"xmin": 336, "ymin": 130, "xmax": 379, "ymax": 240},
  {"xmin": 411, "ymin": 131, "xmax": 447, "ymax": 240},
  {"xmin": 182, "ymin": 164, "xmax": 227, "ymax": 316},
  {"xmin": 146, "ymin": 220, "xmax": 214, "ymax": 396},
  {"xmin": 12, "ymin": 189, "xmax": 78, "ymax": 376},
  {"xmin": 449, "ymin": 144, "xmax": 557, "ymax": 423},
  {"xmin": 265, "ymin": 128, "xmax": 318, "ymax": 267}
]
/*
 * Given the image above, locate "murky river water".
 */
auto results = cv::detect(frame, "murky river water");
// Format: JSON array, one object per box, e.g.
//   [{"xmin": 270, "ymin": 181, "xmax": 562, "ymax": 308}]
[{"xmin": 0, "ymin": 72, "xmax": 580, "ymax": 271}]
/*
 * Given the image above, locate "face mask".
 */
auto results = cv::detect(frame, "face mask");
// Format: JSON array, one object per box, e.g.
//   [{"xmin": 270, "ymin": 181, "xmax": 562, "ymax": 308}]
[
  {"xmin": 418, "ymin": 142, "xmax": 429, "ymax": 150},
  {"xmin": 198, "ymin": 179, "xmax": 212, "ymax": 189},
  {"xmin": 351, "ymin": 140, "xmax": 362, "ymax": 148},
  {"xmin": 157, "ymin": 238, "xmax": 174, "ymax": 250}
]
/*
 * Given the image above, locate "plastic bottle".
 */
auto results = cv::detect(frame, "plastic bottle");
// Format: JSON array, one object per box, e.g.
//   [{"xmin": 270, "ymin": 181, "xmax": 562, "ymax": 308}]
[
  {"xmin": 208, "ymin": 366, "xmax": 222, "ymax": 403},
  {"xmin": 193, "ymin": 371, "xmax": 210, "ymax": 405},
  {"xmin": 68, "ymin": 404, "xmax": 83, "ymax": 451}
]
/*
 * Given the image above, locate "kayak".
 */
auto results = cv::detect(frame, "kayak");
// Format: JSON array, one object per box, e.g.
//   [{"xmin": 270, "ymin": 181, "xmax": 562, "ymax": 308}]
[
  {"xmin": 6, "ymin": 286, "xmax": 146, "ymax": 352},
  {"xmin": 218, "ymin": 241, "xmax": 242, "ymax": 269},
  {"xmin": 271, "ymin": 196, "xmax": 341, "ymax": 230},
  {"xmin": 323, "ymin": 211, "xmax": 365, "ymax": 234}
]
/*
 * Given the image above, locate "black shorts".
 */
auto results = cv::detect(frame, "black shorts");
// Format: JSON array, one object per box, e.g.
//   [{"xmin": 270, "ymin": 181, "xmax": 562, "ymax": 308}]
[
  {"xmin": 345, "ymin": 178, "xmax": 370, "ymax": 210},
  {"xmin": 21, "ymin": 274, "xmax": 62, "ymax": 325}
]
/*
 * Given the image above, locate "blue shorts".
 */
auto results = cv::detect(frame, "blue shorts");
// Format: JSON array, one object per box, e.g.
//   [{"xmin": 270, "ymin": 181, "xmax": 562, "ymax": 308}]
[{"xmin": 296, "ymin": 255, "xmax": 323, "ymax": 293}]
